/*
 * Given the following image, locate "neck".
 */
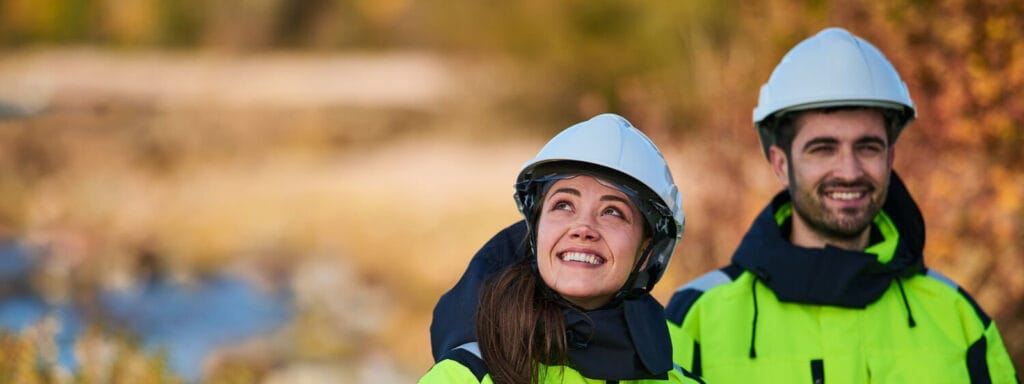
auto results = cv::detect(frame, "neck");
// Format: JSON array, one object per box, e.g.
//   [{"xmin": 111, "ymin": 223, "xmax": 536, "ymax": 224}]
[
  {"xmin": 789, "ymin": 213, "xmax": 870, "ymax": 251},
  {"xmin": 563, "ymin": 294, "xmax": 612, "ymax": 311}
]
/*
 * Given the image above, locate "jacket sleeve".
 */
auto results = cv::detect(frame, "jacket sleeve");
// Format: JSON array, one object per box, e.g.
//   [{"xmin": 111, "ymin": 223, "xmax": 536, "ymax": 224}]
[
  {"xmin": 429, "ymin": 221, "xmax": 528, "ymax": 361},
  {"xmin": 930, "ymin": 269, "xmax": 1019, "ymax": 383},
  {"xmin": 979, "ymin": 321, "xmax": 1019, "ymax": 383},
  {"xmin": 956, "ymin": 288, "xmax": 1019, "ymax": 383}
]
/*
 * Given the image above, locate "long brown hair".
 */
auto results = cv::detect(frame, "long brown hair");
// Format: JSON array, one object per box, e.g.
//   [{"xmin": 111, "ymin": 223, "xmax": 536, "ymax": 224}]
[{"xmin": 477, "ymin": 259, "xmax": 568, "ymax": 383}]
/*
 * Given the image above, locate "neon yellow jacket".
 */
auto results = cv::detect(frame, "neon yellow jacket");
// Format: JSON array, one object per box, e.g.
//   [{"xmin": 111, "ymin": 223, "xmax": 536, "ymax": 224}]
[
  {"xmin": 419, "ymin": 344, "xmax": 702, "ymax": 383},
  {"xmin": 666, "ymin": 176, "xmax": 1018, "ymax": 383},
  {"xmin": 667, "ymin": 269, "xmax": 1016, "ymax": 383}
]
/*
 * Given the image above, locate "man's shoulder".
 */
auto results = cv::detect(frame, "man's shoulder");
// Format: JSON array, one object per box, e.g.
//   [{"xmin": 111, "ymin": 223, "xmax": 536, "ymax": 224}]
[
  {"xmin": 665, "ymin": 265, "xmax": 747, "ymax": 325},
  {"xmin": 680, "ymin": 265, "xmax": 745, "ymax": 292},
  {"xmin": 913, "ymin": 268, "xmax": 960, "ymax": 291},
  {"xmin": 909, "ymin": 269, "xmax": 993, "ymax": 327}
]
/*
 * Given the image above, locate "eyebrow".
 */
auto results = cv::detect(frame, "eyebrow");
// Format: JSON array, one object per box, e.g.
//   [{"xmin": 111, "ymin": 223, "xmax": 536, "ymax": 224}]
[
  {"xmin": 801, "ymin": 135, "xmax": 887, "ymax": 151},
  {"xmin": 548, "ymin": 187, "xmax": 580, "ymax": 199},
  {"xmin": 856, "ymin": 136, "xmax": 888, "ymax": 147},
  {"xmin": 600, "ymin": 195, "xmax": 632, "ymax": 206},
  {"xmin": 800, "ymin": 137, "xmax": 838, "ymax": 151},
  {"xmin": 548, "ymin": 187, "xmax": 632, "ymax": 206}
]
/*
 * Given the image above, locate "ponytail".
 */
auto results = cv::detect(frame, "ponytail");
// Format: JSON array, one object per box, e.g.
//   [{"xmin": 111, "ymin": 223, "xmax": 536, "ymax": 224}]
[{"xmin": 477, "ymin": 260, "xmax": 568, "ymax": 383}]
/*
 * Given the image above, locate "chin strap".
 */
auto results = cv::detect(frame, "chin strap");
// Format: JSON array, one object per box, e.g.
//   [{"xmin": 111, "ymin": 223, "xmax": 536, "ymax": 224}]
[{"xmin": 613, "ymin": 235, "xmax": 663, "ymax": 302}]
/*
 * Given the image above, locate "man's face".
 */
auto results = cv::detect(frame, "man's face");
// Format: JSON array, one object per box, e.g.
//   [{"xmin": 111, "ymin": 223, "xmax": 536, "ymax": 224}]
[{"xmin": 769, "ymin": 108, "xmax": 893, "ymax": 248}]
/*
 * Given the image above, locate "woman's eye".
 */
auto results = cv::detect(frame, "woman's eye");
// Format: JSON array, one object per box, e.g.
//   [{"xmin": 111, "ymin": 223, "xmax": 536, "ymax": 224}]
[
  {"xmin": 602, "ymin": 207, "xmax": 624, "ymax": 218},
  {"xmin": 553, "ymin": 201, "xmax": 572, "ymax": 211}
]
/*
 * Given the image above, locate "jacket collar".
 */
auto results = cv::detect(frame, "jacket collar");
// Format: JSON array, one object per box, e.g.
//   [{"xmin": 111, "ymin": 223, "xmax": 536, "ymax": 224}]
[
  {"xmin": 731, "ymin": 172, "xmax": 925, "ymax": 307},
  {"xmin": 564, "ymin": 293, "xmax": 673, "ymax": 380}
]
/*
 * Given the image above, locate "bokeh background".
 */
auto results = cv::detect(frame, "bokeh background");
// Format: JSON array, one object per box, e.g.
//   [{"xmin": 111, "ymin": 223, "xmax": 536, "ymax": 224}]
[{"xmin": 0, "ymin": 0, "xmax": 1021, "ymax": 382}]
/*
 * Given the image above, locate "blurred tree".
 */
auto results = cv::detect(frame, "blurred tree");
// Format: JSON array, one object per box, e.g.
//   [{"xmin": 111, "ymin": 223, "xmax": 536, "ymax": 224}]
[
  {"xmin": 155, "ymin": 0, "xmax": 203, "ymax": 47},
  {"xmin": 274, "ymin": 0, "xmax": 334, "ymax": 47},
  {"xmin": 0, "ymin": 0, "xmax": 93, "ymax": 45},
  {"xmin": 0, "ymin": 0, "xmax": 1020, "ymax": 375}
]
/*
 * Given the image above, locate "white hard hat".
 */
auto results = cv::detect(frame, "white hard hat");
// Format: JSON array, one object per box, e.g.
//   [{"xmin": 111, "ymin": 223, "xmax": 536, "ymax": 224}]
[
  {"xmin": 514, "ymin": 113, "xmax": 684, "ymax": 297},
  {"xmin": 753, "ymin": 27, "xmax": 916, "ymax": 157}
]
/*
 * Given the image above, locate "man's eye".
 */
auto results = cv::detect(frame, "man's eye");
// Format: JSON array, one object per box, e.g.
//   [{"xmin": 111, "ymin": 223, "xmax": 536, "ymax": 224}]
[
  {"xmin": 809, "ymin": 145, "xmax": 835, "ymax": 154},
  {"xmin": 858, "ymin": 144, "xmax": 884, "ymax": 155}
]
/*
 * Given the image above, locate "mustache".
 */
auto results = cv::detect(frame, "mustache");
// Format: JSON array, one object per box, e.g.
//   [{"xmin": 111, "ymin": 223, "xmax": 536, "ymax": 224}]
[{"xmin": 818, "ymin": 177, "xmax": 876, "ymax": 191}]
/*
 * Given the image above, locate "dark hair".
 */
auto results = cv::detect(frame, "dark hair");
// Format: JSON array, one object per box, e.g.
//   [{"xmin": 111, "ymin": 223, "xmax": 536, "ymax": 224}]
[
  {"xmin": 477, "ymin": 259, "xmax": 568, "ymax": 384},
  {"xmin": 482, "ymin": 169, "xmax": 659, "ymax": 383},
  {"xmin": 768, "ymin": 106, "xmax": 904, "ymax": 157}
]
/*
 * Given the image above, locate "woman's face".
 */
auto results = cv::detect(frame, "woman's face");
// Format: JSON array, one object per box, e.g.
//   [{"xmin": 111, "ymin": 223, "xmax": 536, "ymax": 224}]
[{"xmin": 535, "ymin": 175, "xmax": 647, "ymax": 310}]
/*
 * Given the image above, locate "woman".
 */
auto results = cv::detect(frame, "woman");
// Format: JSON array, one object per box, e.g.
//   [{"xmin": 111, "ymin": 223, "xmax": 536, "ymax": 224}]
[{"xmin": 421, "ymin": 114, "xmax": 700, "ymax": 383}]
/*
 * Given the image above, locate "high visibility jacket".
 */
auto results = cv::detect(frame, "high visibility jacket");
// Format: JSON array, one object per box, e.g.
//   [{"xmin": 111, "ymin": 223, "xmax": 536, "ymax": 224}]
[
  {"xmin": 666, "ymin": 174, "xmax": 1018, "ymax": 383},
  {"xmin": 419, "ymin": 342, "xmax": 704, "ymax": 384}
]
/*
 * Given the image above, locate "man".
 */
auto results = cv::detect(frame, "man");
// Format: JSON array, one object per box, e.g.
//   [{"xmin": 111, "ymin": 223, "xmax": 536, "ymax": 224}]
[{"xmin": 665, "ymin": 27, "xmax": 1018, "ymax": 383}]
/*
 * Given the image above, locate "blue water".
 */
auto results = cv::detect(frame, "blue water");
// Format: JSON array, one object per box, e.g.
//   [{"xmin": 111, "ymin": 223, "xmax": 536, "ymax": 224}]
[
  {"xmin": 101, "ymin": 276, "xmax": 292, "ymax": 380},
  {"xmin": 0, "ymin": 295, "xmax": 83, "ymax": 369},
  {"xmin": 0, "ymin": 242, "xmax": 293, "ymax": 382}
]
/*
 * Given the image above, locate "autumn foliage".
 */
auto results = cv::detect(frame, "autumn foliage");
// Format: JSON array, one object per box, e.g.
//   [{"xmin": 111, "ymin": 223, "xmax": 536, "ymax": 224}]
[{"xmin": 0, "ymin": 0, "xmax": 1021, "ymax": 379}]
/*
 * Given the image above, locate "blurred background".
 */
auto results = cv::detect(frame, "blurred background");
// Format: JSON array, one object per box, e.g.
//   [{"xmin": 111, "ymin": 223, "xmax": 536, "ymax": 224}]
[{"xmin": 0, "ymin": 0, "xmax": 1021, "ymax": 382}]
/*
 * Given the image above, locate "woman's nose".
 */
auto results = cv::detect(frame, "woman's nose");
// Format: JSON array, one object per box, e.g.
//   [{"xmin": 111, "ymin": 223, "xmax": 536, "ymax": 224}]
[{"xmin": 568, "ymin": 221, "xmax": 600, "ymax": 241}]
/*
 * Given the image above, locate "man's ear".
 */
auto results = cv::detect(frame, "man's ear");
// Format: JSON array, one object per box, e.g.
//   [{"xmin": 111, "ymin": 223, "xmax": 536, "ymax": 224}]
[{"xmin": 769, "ymin": 145, "xmax": 790, "ymax": 188}]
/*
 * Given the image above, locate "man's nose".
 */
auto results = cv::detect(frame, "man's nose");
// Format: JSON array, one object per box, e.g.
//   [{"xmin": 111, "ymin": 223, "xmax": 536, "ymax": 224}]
[{"xmin": 834, "ymin": 148, "xmax": 866, "ymax": 180}]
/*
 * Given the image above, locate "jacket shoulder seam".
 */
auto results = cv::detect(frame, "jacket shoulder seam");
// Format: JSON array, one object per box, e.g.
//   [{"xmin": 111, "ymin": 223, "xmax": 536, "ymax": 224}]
[
  {"xmin": 440, "ymin": 342, "xmax": 487, "ymax": 381},
  {"xmin": 676, "ymin": 268, "xmax": 737, "ymax": 294},
  {"xmin": 923, "ymin": 268, "xmax": 959, "ymax": 290},
  {"xmin": 921, "ymin": 269, "xmax": 992, "ymax": 328},
  {"xmin": 666, "ymin": 268, "xmax": 739, "ymax": 325}
]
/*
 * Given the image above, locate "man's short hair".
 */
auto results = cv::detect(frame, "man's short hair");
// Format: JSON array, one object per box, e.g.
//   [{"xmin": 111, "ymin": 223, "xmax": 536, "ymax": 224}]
[{"xmin": 768, "ymin": 106, "xmax": 904, "ymax": 157}]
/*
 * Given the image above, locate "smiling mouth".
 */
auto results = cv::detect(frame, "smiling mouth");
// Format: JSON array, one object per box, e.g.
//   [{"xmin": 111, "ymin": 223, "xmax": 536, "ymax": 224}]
[
  {"xmin": 560, "ymin": 251, "xmax": 605, "ymax": 265},
  {"xmin": 826, "ymin": 191, "xmax": 865, "ymax": 200}
]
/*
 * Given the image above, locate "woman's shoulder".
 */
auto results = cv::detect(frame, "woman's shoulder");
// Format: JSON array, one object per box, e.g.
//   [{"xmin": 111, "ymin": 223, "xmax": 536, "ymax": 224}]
[
  {"xmin": 418, "ymin": 358, "xmax": 492, "ymax": 384},
  {"xmin": 537, "ymin": 364, "xmax": 703, "ymax": 384},
  {"xmin": 419, "ymin": 359, "xmax": 703, "ymax": 384}
]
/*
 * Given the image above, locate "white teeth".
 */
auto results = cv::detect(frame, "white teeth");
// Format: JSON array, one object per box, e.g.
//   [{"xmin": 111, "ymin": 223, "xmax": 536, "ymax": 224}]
[
  {"xmin": 829, "ymin": 191, "xmax": 862, "ymax": 200},
  {"xmin": 562, "ymin": 252, "xmax": 601, "ymax": 265}
]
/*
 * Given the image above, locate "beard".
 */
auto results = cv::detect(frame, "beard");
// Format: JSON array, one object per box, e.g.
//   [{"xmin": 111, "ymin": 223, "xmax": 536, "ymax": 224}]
[{"xmin": 788, "ymin": 170, "xmax": 888, "ymax": 242}]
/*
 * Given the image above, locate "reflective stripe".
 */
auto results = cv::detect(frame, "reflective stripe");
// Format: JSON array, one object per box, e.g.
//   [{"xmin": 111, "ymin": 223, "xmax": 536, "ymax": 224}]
[
  {"xmin": 926, "ymin": 269, "xmax": 958, "ymax": 290},
  {"xmin": 443, "ymin": 342, "xmax": 487, "ymax": 381},
  {"xmin": 668, "ymin": 269, "xmax": 736, "ymax": 324},
  {"xmin": 456, "ymin": 342, "xmax": 482, "ymax": 359},
  {"xmin": 926, "ymin": 269, "xmax": 993, "ymax": 327},
  {"xmin": 676, "ymin": 270, "xmax": 732, "ymax": 293}
]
